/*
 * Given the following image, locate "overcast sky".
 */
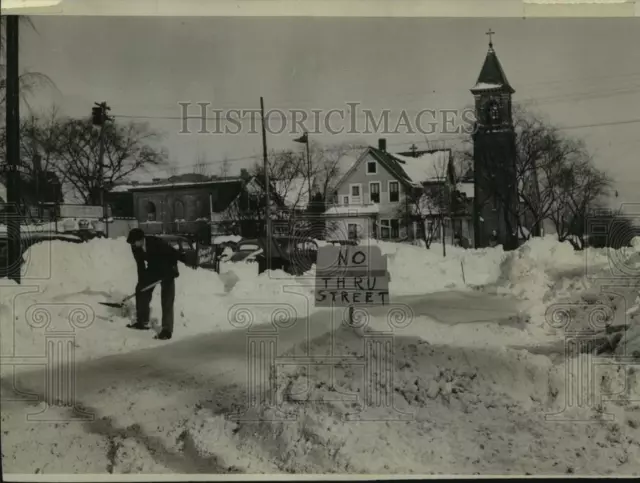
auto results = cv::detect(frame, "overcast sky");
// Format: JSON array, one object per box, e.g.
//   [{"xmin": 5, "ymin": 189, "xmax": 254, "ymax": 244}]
[{"xmin": 18, "ymin": 16, "xmax": 640, "ymax": 206}]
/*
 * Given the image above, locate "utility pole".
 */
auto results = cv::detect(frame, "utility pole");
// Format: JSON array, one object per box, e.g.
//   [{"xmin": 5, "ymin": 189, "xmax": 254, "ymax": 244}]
[
  {"xmin": 294, "ymin": 131, "xmax": 311, "ymax": 199},
  {"xmin": 260, "ymin": 97, "xmax": 272, "ymax": 271},
  {"xmin": 5, "ymin": 15, "xmax": 21, "ymax": 283},
  {"xmin": 33, "ymin": 153, "xmax": 42, "ymax": 220},
  {"xmin": 294, "ymin": 131, "xmax": 311, "ymax": 234},
  {"xmin": 92, "ymin": 101, "xmax": 111, "ymax": 237}
]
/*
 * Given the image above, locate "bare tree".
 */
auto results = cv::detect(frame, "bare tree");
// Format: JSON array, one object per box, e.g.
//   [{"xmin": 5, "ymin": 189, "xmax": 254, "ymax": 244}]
[
  {"xmin": 221, "ymin": 144, "xmax": 349, "ymax": 238},
  {"xmin": 252, "ymin": 149, "xmax": 304, "ymax": 228},
  {"xmin": 193, "ymin": 152, "xmax": 210, "ymax": 177},
  {"xmin": 219, "ymin": 155, "xmax": 231, "ymax": 178},
  {"xmin": 308, "ymin": 141, "xmax": 356, "ymax": 200},
  {"xmin": 0, "ymin": 107, "xmax": 67, "ymax": 204},
  {"xmin": 546, "ymin": 157, "xmax": 611, "ymax": 249},
  {"xmin": 464, "ymin": 105, "xmax": 612, "ymax": 248},
  {"xmin": 400, "ymin": 185, "xmax": 446, "ymax": 248},
  {"xmin": 20, "ymin": 112, "xmax": 168, "ymax": 204},
  {"xmin": 394, "ymin": 151, "xmax": 465, "ymax": 249}
]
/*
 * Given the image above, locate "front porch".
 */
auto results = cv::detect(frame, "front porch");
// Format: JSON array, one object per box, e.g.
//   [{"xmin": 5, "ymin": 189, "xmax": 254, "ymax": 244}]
[{"xmin": 324, "ymin": 203, "xmax": 473, "ymax": 244}]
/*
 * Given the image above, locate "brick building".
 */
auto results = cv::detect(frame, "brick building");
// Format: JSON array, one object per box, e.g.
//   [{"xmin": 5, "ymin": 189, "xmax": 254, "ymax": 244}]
[{"xmin": 107, "ymin": 172, "xmax": 280, "ymax": 240}]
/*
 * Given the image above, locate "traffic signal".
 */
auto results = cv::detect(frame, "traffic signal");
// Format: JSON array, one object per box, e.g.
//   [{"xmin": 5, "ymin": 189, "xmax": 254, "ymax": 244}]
[
  {"xmin": 92, "ymin": 102, "xmax": 111, "ymax": 126},
  {"xmin": 92, "ymin": 106, "xmax": 104, "ymax": 126}
]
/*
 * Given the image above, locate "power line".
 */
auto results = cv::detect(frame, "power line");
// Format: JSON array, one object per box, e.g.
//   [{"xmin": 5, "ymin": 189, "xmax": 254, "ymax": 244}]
[
  {"xmin": 111, "ymin": 82, "xmax": 640, "ymax": 123},
  {"xmin": 111, "ymin": 69, "xmax": 640, "ymax": 114},
  {"xmin": 158, "ymin": 115, "xmax": 640, "ymax": 173}
]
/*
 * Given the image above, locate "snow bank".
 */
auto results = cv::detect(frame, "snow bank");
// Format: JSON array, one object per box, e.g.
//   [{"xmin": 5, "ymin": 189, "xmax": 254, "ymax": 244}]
[
  {"xmin": 371, "ymin": 240, "xmax": 505, "ymax": 294},
  {"xmin": 1, "ymin": 233, "xmax": 635, "ymax": 372},
  {"xmin": 186, "ymin": 323, "xmax": 640, "ymax": 474},
  {"xmin": 0, "ymin": 238, "xmax": 229, "ymax": 368}
]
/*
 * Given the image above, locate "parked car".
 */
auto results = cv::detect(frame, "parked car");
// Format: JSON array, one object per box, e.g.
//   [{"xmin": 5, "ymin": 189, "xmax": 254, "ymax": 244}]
[
  {"xmin": 326, "ymin": 239, "xmax": 358, "ymax": 246},
  {"xmin": 229, "ymin": 239, "xmax": 266, "ymax": 264},
  {"xmin": 154, "ymin": 234, "xmax": 199, "ymax": 269},
  {"xmin": 229, "ymin": 236, "xmax": 318, "ymax": 276},
  {"xmin": 274, "ymin": 236, "xmax": 318, "ymax": 275}
]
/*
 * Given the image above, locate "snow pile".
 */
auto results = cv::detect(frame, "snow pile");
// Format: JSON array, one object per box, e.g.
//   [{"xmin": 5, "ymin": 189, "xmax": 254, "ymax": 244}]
[
  {"xmin": 339, "ymin": 240, "xmax": 506, "ymax": 295},
  {"xmin": 226, "ymin": 267, "xmax": 315, "ymax": 326},
  {"xmin": 0, "ymin": 238, "xmax": 229, "ymax": 366},
  {"xmin": 496, "ymin": 237, "xmax": 589, "ymax": 302},
  {"xmin": 186, "ymin": 325, "xmax": 640, "ymax": 475}
]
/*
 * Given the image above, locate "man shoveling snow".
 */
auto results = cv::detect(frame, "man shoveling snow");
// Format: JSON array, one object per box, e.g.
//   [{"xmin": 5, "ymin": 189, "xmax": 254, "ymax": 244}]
[{"xmin": 126, "ymin": 228, "xmax": 186, "ymax": 340}]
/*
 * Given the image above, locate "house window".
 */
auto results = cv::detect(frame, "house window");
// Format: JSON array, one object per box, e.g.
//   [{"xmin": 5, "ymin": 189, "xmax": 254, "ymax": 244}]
[
  {"xmin": 348, "ymin": 223, "xmax": 359, "ymax": 240},
  {"xmin": 367, "ymin": 161, "xmax": 377, "ymax": 174},
  {"xmin": 343, "ymin": 196, "xmax": 349, "ymax": 206},
  {"xmin": 389, "ymin": 181, "xmax": 400, "ymax": 203},
  {"xmin": 390, "ymin": 219, "xmax": 400, "ymax": 238},
  {"xmin": 380, "ymin": 219, "xmax": 390, "ymax": 240},
  {"xmin": 350, "ymin": 184, "xmax": 362, "ymax": 204},
  {"xmin": 369, "ymin": 182, "xmax": 381, "ymax": 204}
]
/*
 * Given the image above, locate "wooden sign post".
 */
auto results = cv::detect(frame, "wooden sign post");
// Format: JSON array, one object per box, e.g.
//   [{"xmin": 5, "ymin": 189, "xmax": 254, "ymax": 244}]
[{"xmin": 315, "ymin": 244, "xmax": 391, "ymax": 328}]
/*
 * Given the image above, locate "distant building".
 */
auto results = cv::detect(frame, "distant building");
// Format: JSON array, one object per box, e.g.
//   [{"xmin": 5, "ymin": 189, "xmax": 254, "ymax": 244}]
[
  {"xmin": 0, "ymin": 168, "xmax": 63, "ymax": 220},
  {"xmin": 107, "ymin": 171, "xmax": 288, "ymax": 241},
  {"xmin": 324, "ymin": 138, "xmax": 473, "ymax": 244}
]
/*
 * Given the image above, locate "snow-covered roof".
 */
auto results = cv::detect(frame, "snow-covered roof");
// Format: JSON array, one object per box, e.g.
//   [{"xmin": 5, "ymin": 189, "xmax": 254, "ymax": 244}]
[
  {"xmin": 471, "ymin": 82, "xmax": 503, "ymax": 90},
  {"xmin": 213, "ymin": 235, "xmax": 242, "ymax": 244},
  {"xmin": 110, "ymin": 177, "xmax": 244, "ymax": 193},
  {"xmin": 109, "ymin": 184, "xmax": 139, "ymax": 193},
  {"xmin": 389, "ymin": 151, "xmax": 451, "ymax": 185},
  {"xmin": 325, "ymin": 204, "xmax": 380, "ymax": 216}
]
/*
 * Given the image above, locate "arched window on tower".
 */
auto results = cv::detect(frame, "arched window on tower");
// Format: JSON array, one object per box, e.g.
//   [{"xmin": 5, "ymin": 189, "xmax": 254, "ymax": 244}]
[
  {"xmin": 489, "ymin": 102, "xmax": 500, "ymax": 123},
  {"xmin": 146, "ymin": 201, "xmax": 157, "ymax": 221}
]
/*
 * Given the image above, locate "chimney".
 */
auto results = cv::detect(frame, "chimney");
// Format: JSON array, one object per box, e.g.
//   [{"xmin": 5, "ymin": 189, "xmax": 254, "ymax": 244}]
[{"xmin": 378, "ymin": 138, "xmax": 387, "ymax": 152}]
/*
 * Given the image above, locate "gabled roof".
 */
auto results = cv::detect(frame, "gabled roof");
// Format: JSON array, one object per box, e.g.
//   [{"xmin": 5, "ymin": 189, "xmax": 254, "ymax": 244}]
[
  {"xmin": 208, "ymin": 180, "xmax": 246, "ymax": 213},
  {"xmin": 333, "ymin": 146, "xmax": 453, "ymax": 192},
  {"xmin": 470, "ymin": 44, "xmax": 515, "ymax": 94}
]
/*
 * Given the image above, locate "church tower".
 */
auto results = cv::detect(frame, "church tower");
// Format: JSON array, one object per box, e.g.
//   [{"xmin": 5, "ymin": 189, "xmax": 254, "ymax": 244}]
[{"xmin": 470, "ymin": 30, "xmax": 519, "ymax": 250}]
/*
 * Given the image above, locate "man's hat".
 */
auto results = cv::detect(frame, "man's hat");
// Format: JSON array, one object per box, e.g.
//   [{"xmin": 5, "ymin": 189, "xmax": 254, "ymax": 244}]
[{"xmin": 126, "ymin": 228, "xmax": 145, "ymax": 244}]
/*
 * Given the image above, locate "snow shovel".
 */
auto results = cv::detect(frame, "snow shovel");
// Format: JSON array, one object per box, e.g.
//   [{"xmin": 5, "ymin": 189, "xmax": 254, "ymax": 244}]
[{"xmin": 99, "ymin": 280, "xmax": 162, "ymax": 308}]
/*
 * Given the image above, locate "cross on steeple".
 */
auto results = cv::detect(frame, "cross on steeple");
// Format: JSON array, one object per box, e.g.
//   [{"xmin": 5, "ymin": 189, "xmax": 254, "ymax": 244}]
[
  {"xmin": 486, "ymin": 28, "xmax": 495, "ymax": 48},
  {"xmin": 409, "ymin": 144, "xmax": 419, "ymax": 157}
]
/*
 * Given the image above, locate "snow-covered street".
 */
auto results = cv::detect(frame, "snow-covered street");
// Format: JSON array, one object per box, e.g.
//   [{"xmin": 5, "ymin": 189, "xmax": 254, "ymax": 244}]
[{"xmin": 2, "ymin": 236, "xmax": 640, "ymax": 475}]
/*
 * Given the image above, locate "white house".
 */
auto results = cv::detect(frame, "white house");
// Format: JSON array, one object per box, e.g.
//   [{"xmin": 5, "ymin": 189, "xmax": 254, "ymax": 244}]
[{"xmin": 324, "ymin": 139, "xmax": 474, "ymax": 243}]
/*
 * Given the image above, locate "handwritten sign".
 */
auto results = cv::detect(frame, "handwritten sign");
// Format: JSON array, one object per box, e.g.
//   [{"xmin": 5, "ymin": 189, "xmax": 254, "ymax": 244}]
[{"xmin": 314, "ymin": 244, "xmax": 390, "ymax": 308}]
